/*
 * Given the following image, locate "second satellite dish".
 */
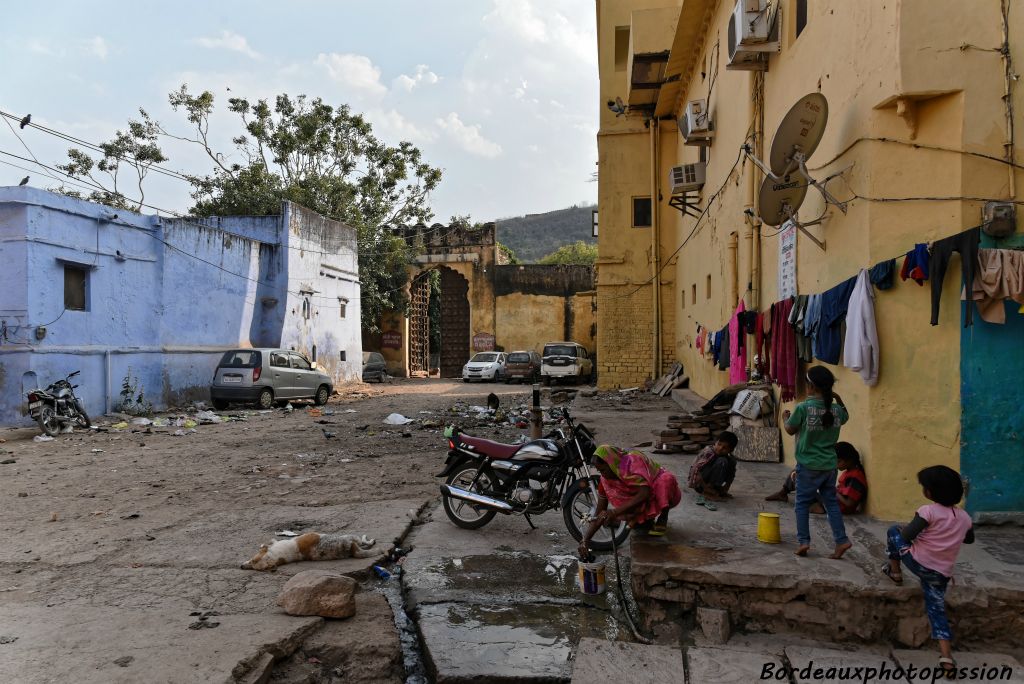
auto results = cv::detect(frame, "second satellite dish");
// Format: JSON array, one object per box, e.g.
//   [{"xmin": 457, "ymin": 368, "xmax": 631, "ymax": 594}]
[
  {"xmin": 757, "ymin": 175, "xmax": 807, "ymax": 227},
  {"xmin": 769, "ymin": 93, "xmax": 828, "ymax": 176}
]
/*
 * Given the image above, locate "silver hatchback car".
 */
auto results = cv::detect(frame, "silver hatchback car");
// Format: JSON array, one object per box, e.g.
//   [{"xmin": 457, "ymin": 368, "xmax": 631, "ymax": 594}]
[{"xmin": 210, "ymin": 349, "xmax": 334, "ymax": 410}]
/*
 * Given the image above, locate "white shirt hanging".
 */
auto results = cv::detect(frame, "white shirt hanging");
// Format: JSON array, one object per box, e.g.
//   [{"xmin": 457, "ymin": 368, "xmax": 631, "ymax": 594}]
[{"xmin": 843, "ymin": 269, "xmax": 879, "ymax": 386}]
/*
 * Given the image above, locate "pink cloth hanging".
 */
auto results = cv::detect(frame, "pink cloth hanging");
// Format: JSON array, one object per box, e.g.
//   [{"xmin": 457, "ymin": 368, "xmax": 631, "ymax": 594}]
[{"xmin": 728, "ymin": 301, "xmax": 747, "ymax": 384}]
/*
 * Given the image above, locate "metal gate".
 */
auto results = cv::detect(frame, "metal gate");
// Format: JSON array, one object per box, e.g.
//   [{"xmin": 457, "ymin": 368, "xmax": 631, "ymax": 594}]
[
  {"xmin": 409, "ymin": 274, "xmax": 430, "ymax": 375},
  {"xmin": 439, "ymin": 267, "xmax": 470, "ymax": 378}
]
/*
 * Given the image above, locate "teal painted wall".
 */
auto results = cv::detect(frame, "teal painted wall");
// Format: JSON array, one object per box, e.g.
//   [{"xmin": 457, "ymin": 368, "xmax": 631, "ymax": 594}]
[{"xmin": 960, "ymin": 299, "xmax": 1024, "ymax": 516}]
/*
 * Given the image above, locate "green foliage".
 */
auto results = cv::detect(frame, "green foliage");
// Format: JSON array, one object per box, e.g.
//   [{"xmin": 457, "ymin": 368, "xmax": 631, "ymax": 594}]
[
  {"xmin": 496, "ymin": 205, "xmax": 596, "ymax": 263},
  {"xmin": 537, "ymin": 240, "xmax": 598, "ymax": 266},
  {"xmin": 428, "ymin": 269, "xmax": 442, "ymax": 356},
  {"xmin": 496, "ymin": 242, "xmax": 520, "ymax": 265},
  {"xmin": 115, "ymin": 368, "xmax": 153, "ymax": 416},
  {"xmin": 56, "ymin": 86, "xmax": 445, "ymax": 333}
]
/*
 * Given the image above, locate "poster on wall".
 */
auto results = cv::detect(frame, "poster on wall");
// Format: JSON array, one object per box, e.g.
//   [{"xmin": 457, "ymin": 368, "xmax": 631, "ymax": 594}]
[
  {"xmin": 381, "ymin": 331, "xmax": 402, "ymax": 349},
  {"xmin": 472, "ymin": 332, "xmax": 495, "ymax": 352},
  {"xmin": 778, "ymin": 220, "xmax": 797, "ymax": 299}
]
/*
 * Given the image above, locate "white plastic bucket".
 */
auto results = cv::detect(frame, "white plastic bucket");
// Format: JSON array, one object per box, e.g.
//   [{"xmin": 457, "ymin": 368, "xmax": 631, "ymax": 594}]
[{"xmin": 578, "ymin": 560, "xmax": 607, "ymax": 595}]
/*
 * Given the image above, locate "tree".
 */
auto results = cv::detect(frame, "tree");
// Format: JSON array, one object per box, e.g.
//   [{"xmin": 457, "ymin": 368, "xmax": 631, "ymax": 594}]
[
  {"xmin": 496, "ymin": 241, "xmax": 520, "ymax": 265},
  {"xmin": 537, "ymin": 240, "xmax": 598, "ymax": 266},
  {"xmin": 57, "ymin": 85, "xmax": 444, "ymax": 333}
]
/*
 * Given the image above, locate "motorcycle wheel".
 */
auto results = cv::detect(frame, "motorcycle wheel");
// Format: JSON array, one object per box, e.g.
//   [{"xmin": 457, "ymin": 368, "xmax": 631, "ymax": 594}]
[
  {"xmin": 74, "ymin": 409, "xmax": 91, "ymax": 429},
  {"xmin": 442, "ymin": 464, "xmax": 498, "ymax": 530},
  {"xmin": 562, "ymin": 478, "xmax": 630, "ymax": 552},
  {"xmin": 37, "ymin": 406, "xmax": 61, "ymax": 437}
]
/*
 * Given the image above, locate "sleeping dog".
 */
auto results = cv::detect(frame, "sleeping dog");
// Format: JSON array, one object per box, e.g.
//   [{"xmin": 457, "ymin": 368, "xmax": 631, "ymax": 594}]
[{"xmin": 241, "ymin": 533, "xmax": 377, "ymax": 571}]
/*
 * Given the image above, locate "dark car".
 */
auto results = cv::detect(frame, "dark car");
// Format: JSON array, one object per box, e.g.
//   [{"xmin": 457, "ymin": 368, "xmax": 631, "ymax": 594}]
[
  {"xmin": 362, "ymin": 351, "xmax": 389, "ymax": 383},
  {"xmin": 504, "ymin": 350, "xmax": 541, "ymax": 383}
]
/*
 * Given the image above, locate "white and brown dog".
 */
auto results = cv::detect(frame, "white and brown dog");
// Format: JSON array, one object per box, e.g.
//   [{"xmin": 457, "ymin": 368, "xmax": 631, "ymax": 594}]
[{"xmin": 241, "ymin": 533, "xmax": 377, "ymax": 571}]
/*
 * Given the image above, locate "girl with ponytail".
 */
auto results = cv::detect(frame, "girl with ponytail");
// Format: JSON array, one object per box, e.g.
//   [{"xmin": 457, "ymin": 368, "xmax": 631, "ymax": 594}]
[{"xmin": 782, "ymin": 366, "xmax": 852, "ymax": 558}]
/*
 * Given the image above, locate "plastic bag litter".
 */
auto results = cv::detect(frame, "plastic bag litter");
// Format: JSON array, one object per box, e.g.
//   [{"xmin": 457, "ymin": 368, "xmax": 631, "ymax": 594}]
[
  {"xmin": 151, "ymin": 417, "xmax": 169, "ymax": 427},
  {"xmin": 110, "ymin": 422, "xmax": 130, "ymax": 430},
  {"xmin": 195, "ymin": 410, "xmax": 222, "ymax": 423},
  {"xmin": 383, "ymin": 413, "xmax": 414, "ymax": 425},
  {"xmin": 276, "ymin": 530, "xmax": 299, "ymax": 537},
  {"xmin": 131, "ymin": 418, "xmax": 153, "ymax": 426},
  {"xmin": 33, "ymin": 434, "xmax": 54, "ymax": 442}
]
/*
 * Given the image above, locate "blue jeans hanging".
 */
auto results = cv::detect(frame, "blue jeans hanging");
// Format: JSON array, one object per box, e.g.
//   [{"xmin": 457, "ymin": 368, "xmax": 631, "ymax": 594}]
[
  {"xmin": 887, "ymin": 525, "xmax": 952, "ymax": 641},
  {"xmin": 794, "ymin": 463, "xmax": 849, "ymax": 546}
]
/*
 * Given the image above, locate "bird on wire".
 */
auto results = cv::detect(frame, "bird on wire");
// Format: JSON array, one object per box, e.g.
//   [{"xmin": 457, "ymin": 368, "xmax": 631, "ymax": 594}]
[
  {"xmin": 19, "ymin": 176, "xmax": 29, "ymax": 186},
  {"xmin": 19, "ymin": 114, "xmax": 31, "ymax": 129}
]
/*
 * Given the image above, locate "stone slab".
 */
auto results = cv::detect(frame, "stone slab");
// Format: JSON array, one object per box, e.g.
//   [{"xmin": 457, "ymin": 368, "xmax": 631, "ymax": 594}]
[
  {"xmin": 686, "ymin": 646, "xmax": 782, "ymax": 683},
  {"xmin": 785, "ymin": 646, "xmax": 899, "ymax": 684},
  {"xmin": 0, "ymin": 605, "xmax": 320, "ymax": 684},
  {"xmin": 893, "ymin": 650, "xmax": 1024, "ymax": 684},
  {"xmin": 571, "ymin": 638, "xmax": 683, "ymax": 684}
]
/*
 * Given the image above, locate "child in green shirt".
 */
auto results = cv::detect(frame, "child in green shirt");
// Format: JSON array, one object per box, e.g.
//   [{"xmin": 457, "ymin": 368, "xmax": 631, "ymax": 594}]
[{"xmin": 783, "ymin": 366, "xmax": 852, "ymax": 559}]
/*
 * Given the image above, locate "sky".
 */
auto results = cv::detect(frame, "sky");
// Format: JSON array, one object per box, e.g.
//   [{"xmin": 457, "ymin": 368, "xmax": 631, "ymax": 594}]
[{"xmin": 0, "ymin": 0, "xmax": 598, "ymax": 223}]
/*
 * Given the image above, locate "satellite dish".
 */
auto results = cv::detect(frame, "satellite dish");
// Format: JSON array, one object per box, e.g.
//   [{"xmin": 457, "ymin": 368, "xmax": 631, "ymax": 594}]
[
  {"xmin": 757, "ymin": 174, "xmax": 807, "ymax": 227},
  {"xmin": 769, "ymin": 93, "xmax": 828, "ymax": 176}
]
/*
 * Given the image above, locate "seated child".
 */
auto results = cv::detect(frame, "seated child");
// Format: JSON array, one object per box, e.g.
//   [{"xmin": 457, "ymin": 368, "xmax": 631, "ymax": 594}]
[
  {"xmin": 882, "ymin": 465, "xmax": 974, "ymax": 678},
  {"xmin": 687, "ymin": 431, "xmax": 738, "ymax": 510},
  {"xmin": 765, "ymin": 442, "xmax": 867, "ymax": 514}
]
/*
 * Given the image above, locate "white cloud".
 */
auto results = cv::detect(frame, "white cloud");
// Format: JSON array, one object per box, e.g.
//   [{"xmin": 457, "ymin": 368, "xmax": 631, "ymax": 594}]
[
  {"xmin": 85, "ymin": 36, "xmax": 108, "ymax": 60},
  {"xmin": 315, "ymin": 53, "xmax": 387, "ymax": 97},
  {"xmin": 435, "ymin": 113, "xmax": 502, "ymax": 158},
  {"xmin": 27, "ymin": 39, "xmax": 63, "ymax": 57},
  {"xmin": 484, "ymin": 0, "xmax": 548, "ymax": 43},
  {"xmin": 393, "ymin": 64, "xmax": 440, "ymax": 92},
  {"xmin": 368, "ymin": 108, "xmax": 437, "ymax": 144},
  {"xmin": 195, "ymin": 30, "xmax": 261, "ymax": 59}
]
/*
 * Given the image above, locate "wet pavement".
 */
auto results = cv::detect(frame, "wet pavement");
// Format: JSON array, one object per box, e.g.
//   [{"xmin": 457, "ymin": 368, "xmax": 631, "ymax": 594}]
[{"xmin": 401, "ymin": 504, "xmax": 634, "ymax": 682}]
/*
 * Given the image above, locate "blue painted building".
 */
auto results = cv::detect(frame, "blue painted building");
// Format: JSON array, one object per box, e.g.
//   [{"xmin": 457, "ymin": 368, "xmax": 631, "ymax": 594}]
[{"xmin": 0, "ymin": 187, "xmax": 362, "ymax": 425}]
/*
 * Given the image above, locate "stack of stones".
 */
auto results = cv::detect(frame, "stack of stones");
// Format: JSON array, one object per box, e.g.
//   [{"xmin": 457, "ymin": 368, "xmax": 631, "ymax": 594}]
[{"xmin": 652, "ymin": 408, "xmax": 731, "ymax": 454}]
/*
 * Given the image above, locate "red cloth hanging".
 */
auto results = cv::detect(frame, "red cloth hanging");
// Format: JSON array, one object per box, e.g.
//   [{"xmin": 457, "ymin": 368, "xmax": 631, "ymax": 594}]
[{"xmin": 769, "ymin": 298, "xmax": 797, "ymax": 402}]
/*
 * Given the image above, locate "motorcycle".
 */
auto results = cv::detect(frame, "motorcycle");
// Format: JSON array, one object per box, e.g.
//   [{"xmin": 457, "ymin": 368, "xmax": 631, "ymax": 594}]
[
  {"xmin": 436, "ymin": 407, "xmax": 630, "ymax": 551},
  {"xmin": 27, "ymin": 371, "xmax": 91, "ymax": 437}
]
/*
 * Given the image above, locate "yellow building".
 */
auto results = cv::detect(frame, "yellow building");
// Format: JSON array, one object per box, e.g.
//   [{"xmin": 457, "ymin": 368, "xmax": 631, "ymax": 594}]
[{"xmin": 596, "ymin": 0, "xmax": 1024, "ymax": 520}]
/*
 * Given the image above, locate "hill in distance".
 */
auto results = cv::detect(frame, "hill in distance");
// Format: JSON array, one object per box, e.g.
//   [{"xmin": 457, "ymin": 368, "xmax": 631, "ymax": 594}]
[{"xmin": 494, "ymin": 204, "xmax": 596, "ymax": 263}]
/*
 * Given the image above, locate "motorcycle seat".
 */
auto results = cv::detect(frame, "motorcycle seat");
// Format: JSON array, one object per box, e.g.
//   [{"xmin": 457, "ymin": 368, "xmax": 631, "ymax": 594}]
[{"xmin": 458, "ymin": 434, "xmax": 520, "ymax": 459}]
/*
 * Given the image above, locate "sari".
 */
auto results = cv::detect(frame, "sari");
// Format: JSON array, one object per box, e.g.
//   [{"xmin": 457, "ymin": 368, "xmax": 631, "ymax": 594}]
[{"xmin": 593, "ymin": 445, "xmax": 681, "ymax": 524}]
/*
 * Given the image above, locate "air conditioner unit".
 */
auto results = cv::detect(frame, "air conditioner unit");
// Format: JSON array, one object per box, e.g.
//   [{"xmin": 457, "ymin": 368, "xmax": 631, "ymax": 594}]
[
  {"xmin": 669, "ymin": 162, "xmax": 706, "ymax": 194},
  {"xmin": 726, "ymin": 0, "xmax": 779, "ymax": 71},
  {"xmin": 678, "ymin": 99, "xmax": 714, "ymax": 145}
]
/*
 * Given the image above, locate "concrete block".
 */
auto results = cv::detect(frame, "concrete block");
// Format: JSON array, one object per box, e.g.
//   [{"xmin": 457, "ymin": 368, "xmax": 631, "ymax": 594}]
[
  {"xmin": 697, "ymin": 607, "xmax": 731, "ymax": 644},
  {"xmin": 687, "ymin": 646, "xmax": 779, "ymax": 683},
  {"xmin": 895, "ymin": 615, "xmax": 931, "ymax": 648},
  {"xmin": 892, "ymin": 650, "xmax": 1024, "ymax": 684},
  {"xmin": 572, "ymin": 638, "xmax": 683, "ymax": 684}
]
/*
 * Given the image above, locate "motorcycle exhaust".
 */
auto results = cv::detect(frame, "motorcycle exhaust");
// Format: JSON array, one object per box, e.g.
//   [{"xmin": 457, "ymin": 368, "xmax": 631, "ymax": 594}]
[{"xmin": 440, "ymin": 485, "xmax": 515, "ymax": 513}]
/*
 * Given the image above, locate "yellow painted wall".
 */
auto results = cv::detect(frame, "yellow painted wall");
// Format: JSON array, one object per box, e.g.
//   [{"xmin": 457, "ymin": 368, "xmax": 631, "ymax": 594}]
[
  {"xmin": 599, "ymin": 0, "xmax": 1023, "ymax": 519},
  {"xmin": 494, "ymin": 291, "xmax": 597, "ymax": 358}
]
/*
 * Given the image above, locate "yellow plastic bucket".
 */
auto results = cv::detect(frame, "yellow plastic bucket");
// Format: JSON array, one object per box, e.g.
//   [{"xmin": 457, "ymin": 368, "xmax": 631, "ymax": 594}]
[
  {"xmin": 757, "ymin": 512, "xmax": 781, "ymax": 544},
  {"xmin": 578, "ymin": 560, "xmax": 607, "ymax": 595}
]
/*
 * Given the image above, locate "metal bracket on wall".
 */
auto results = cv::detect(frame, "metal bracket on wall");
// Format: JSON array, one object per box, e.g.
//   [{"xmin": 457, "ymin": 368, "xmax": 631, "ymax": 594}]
[{"xmin": 668, "ymin": 192, "xmax": 702, "ymax": 219}]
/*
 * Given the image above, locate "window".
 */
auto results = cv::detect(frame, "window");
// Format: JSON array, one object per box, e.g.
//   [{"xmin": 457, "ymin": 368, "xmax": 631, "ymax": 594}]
[
  {"xmin": 219, "ymin": 350, "xmax": 260, "ymax": 368},
  {"xmin": 614, "ymin": 27, "xmax": 630, "ymax": 71},
  {"xmin": 706, "ymin": 275, "xmax": 712, "ymax": 300},
  {"xmin": 290, "ymin": 354, "xmax": 311, "ymax": 371},
  {"xmin": 271, "ymin": 352, "xmax": 290, "ymax": 368},
  {"xmin": 64, "ymin": 265, "xmax": 88, "ymax": 311},
  {"xmin": 632, "ymin": 197, "xmax": 652, "ymax": 228},
  {"xmin": 338, "ymin": 298, "xmax": 348, "ymax": 319},
  {"xmin": 691, "ymin": 284, "xmax": 696, "ymax": 305},
  {"xmin": 302, "ymin": 297, "xmax": 311, "ymax": 320},
  {"xmin": 592, "ymin": 209, "xmax": 599, "ymax": 237},
  {"xmin": 795, "ymin": 0, "xmax": 808, "ymax": 38},
  {"xmin": 340, "ymin": 350, "xmax": 347, "ymax": 362}
]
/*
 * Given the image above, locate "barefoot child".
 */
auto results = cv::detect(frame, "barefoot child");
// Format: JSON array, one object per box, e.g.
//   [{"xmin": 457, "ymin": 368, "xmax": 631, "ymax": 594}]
[
  {"xmin": 883, "ymin": 466, "xmax": 974, "ymax": 678},
  {"xmin": 782, "ymin": 366, "xmax": 852, "ymax": 559},
  {"xmin": 687, "ymin": 431, "xmax": 739, "ymax": 511},
  {"xmin": 765, "ymin": 442, "xmax": 868, "ymax": 515}
]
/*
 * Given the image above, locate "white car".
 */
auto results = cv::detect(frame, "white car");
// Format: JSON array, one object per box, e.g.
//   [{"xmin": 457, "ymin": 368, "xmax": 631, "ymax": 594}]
[
  {"xmin": 462, "ymin": 352, "xmax": 506, "ymax": 382},
  {"xmin": 541, "ymin": 342, "xmax": 593, "ymax": 385}
]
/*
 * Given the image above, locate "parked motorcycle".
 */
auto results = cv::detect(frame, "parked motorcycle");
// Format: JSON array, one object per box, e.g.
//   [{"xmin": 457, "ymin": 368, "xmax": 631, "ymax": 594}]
[
  {"xmin": 437, "ymin": 407, "xmax": 630, "ymax": 551},
  {"xmin": 27, "ymin": 371, "xmax": 90, "ymax": 437}
]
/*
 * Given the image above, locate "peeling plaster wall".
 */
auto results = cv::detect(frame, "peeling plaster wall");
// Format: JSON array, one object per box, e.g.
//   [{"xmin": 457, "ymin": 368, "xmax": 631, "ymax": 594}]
[{"xmin": 493, "ymin": 265, "xmax": 596, "ymax": 356}]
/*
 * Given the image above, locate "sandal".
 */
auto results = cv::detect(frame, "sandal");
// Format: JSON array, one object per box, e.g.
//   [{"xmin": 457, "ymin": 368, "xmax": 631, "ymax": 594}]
[
  {"xmin": 881, "ymin": 564, "xmax": 903, "ymax": 585},
  {"xmin": 648, "ymin": 522, "xmax": 667, "ymax": 536},
  {"xmin": 702, "ymin": 500, "xmax": 718, "ymax": 511},
  {"xmin": 938, "ymin": 657, "xmax": 957, "ymax": 679}
]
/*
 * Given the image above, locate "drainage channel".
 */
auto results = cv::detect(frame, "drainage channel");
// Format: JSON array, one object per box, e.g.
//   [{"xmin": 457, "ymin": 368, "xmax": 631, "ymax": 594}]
[{"xmin": 377, "ymin": 576, "xmax": 429, "ymax": 684}]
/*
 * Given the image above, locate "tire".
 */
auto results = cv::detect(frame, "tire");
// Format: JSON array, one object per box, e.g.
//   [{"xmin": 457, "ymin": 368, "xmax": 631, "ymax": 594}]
[
  {"xmin": 211, "ymin": 399, "xmax": 229, "ymax": 411},
  {"xmin": 542, "ymin": 376, "xmax": 551, "ymax": 387},
  {"xmin": 257, "ymin": 388, "xmax": 274, "ymax": 410},
  {"xmin": 562, "ymin": 478, "xmax": 631, "ymax": 552},
  {"xmin": 442, "ymin": 464, "xmax": 498, "ymax": 530},
  {"xmin": 74, "ymin": 409, "xmax": 91, "ymax": 429},
  {"xmin": 314, "ymin": 385, "xmax": 330, "ymax": 406},
  {"xmin": 37, "ymin": 406, "xmax": 60, "ymax": 437}
]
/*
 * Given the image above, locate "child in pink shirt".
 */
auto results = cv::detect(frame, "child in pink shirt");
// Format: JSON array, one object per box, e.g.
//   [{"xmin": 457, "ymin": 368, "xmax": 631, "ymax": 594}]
[{"xmin": 883, "ymin": 466, "xmax": 974, "ymax": 678}]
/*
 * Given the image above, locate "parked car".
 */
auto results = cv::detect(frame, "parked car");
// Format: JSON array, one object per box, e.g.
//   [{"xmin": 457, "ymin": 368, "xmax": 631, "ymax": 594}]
[
  {"xmin": 362, "ymin": 351, "xmax": 390, "ymax": 383},
  {"xmin": 541, "ymin": 342, "xmax": 593, "ymax": 385},
  {"xmin": 210, "ymin": 349, "xmax": 333, "ymax": 410},
  {"xmin": 504, "ymin": 350, "xmax": 542, "ymax": 383},
  {"xmin": 462, "ymin": 352, "xmax": 507, "ymax": 382}
]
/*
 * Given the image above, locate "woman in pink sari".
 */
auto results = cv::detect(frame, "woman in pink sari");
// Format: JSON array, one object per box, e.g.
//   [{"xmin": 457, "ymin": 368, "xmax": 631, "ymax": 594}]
[{"xmin": 578, "ymin": 445, "xmax": 682, "ymax": 556}]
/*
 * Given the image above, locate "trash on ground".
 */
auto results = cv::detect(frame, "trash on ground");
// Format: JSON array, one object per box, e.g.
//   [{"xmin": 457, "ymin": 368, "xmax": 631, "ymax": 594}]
[
  {"xmin": 321, "ymin": 429, "xmax": 337, "ymax": 439},
  {"xmin": 307, "ymin": 408, "xmax": 322, "ymax": 418},
  {"xmin": 343, "ymin": 409, "xmax": 357, "ymax": 413},
  {"xmin": 277, "ymin": 530, "xmax": 299, "ymax": 537},
  {"xmin": 60, "ymin": 425, "xmax": 74, "ymax": 434},
  {"xmin": 131, "ymin": 418, "xmax": 152, "ymax": 426},
  {"xmin": 91, "ymin": 448, "xmax": 104, "ymax": 453},
  {"xmin": 194, "ymin": 410, "xmax": 222, "ymax": 423},
  {"xmin": 33, "ymin": 435, "xmax": 54, "ymax": 442},
  {"xmin": 384, "ymin": 413, "xmax": 414, "ymax": 425},
  {"xmin": 110, "ymin": 421, "xmax": 130, "ymax": 430},
  {"xmin": 151, "ymin": 417, "xmax": 169, "ymax": 427},
  {"xmin": 119, "ymin": 513, "xmax": 140, "ymax": 520}
]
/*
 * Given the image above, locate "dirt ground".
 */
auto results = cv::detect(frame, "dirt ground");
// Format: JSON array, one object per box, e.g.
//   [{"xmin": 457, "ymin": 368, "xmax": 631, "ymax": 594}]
[{"xmin": 0, "ymin": 378, "xmax": 672, "ymax": 683}]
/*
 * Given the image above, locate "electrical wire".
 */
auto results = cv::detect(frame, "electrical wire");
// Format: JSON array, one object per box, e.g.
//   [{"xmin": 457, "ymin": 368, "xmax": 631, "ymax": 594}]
[
  {"xmin": 1, "ymin": 115, "xmax": 65, "ymax": 185},
  {"xmin": 809, "ymin": 135, "xmax": 1024, "ymax": 173}
]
